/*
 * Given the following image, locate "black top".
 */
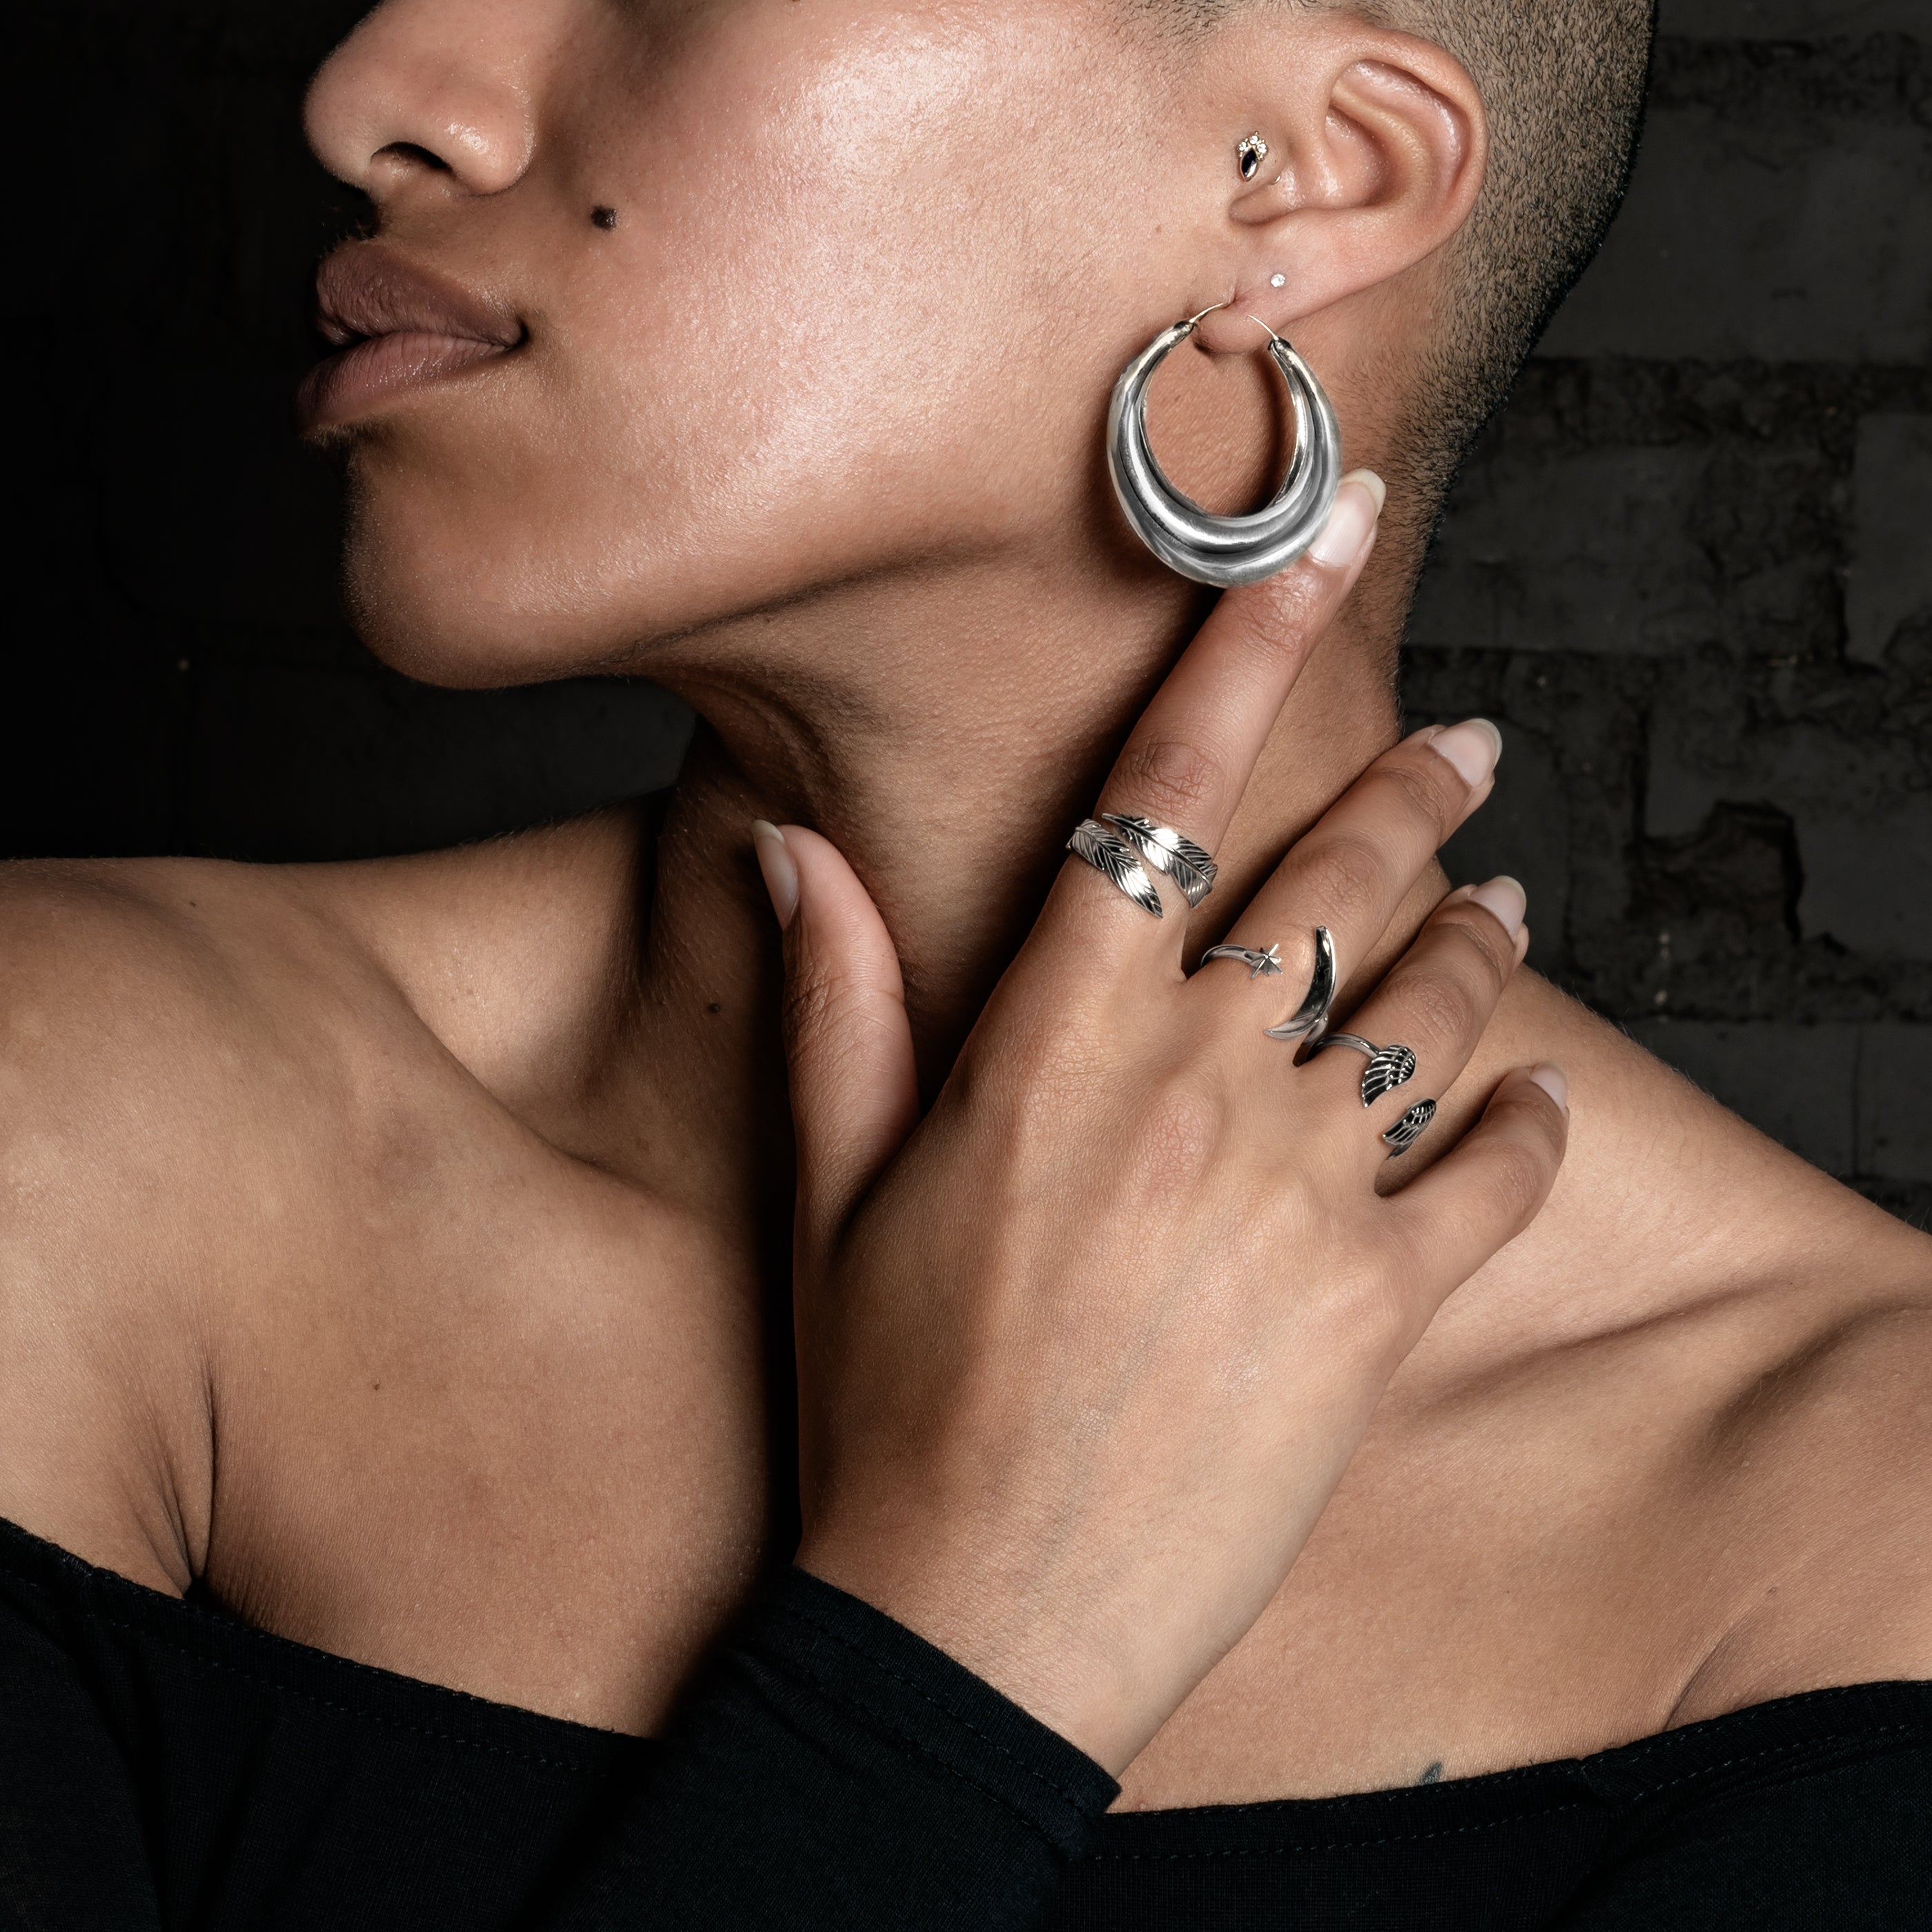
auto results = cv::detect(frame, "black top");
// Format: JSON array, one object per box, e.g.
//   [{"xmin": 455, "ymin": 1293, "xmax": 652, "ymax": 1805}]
[{"xmin": 1, "ymin": 1517, "xmax": 1925, "ymax": 1930}]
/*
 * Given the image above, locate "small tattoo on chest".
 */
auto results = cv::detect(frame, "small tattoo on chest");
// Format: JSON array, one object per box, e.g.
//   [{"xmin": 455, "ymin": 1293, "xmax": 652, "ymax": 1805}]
[{"xmin": 1417, "ymin": 1761, "xmax": 1443, "ymax": 1785}]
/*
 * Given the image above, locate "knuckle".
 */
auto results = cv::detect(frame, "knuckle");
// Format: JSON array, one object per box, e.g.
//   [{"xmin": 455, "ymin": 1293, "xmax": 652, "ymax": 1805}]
[
  {"xmin": 1338, "ymin": 1252, "xmax": 1422, "ymax": 1363},
  {"xmin": 1302, "ymin": 834, "xmax": 1389, "ymax": 934},
  {"xmin": 1437, "ymin": 911, "xmax": 1512, "ymax": 996},
  {"xmin": 1000, "ymin": 1033, "xmax": 1104, "ymax": 1151},
  {"xmin": 1112, "ymin": 736, "xmax": 1225, "ymax": 824},
  {"xmin": 1391, "ymin": 962, "xmax": 1479, "ymax": 1047},
  {"xmin": 1484, "ymin": 1136, "xmax": 1553, "ymax": 1227},
  {"xmin": 1122, "ymin": 1074, "xmax": 1229, "ymax": 1199},
  {"xmin": 1230, "ymin": 564, "xmax": 1323, "ymax": 649},
  {"xmin": 1373, "ymin": 756, "xmax": 1458, "ymax": 840}
]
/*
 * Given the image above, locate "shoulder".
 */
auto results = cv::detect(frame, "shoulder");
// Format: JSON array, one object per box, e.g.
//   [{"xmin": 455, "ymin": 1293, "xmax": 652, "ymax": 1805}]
[
  {"xmin": 0, "ymin": 855, "xmax": 373, "ymax": 1160},
  {"xmin": 0, "ymin": 857, "xmax": 384, "ymax": 1588},
  {"xmin": 1675, "ymin": 1263, "xmax": 1932, "ymax": 1722}
]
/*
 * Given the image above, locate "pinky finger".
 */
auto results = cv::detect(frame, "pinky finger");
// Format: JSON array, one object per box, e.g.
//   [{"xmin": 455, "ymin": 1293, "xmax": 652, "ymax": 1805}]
[{"xmin": 1383, "ymin": 1066, "xmax": 1568, "ymax": 1323}]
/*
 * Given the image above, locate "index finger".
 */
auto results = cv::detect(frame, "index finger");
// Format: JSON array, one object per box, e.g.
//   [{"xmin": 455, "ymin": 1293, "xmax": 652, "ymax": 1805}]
[{"xmin": 1089, "ymin": 470, "xmax": 1384, "ymax": 889}]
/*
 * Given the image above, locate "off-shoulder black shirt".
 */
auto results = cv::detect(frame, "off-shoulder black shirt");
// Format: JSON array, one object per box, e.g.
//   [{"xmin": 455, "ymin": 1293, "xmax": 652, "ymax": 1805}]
[{"xmin": 1, "ymin": 1517, "xmax": 1925, "ymax": 1929}]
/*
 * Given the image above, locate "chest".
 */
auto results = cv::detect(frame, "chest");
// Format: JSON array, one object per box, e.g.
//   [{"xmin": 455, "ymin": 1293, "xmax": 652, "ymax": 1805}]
[
  {"xmin": 201, "ymin": 1130, "xmax": 785, "ymax": 1735},
  {"xmin": 198, "ymin": 1145, "xmax": 1731, "ymax": 1791},
  {"xmin": 1116, "ymin": 1411, "xmax": 1727, "ymax": 1805}
]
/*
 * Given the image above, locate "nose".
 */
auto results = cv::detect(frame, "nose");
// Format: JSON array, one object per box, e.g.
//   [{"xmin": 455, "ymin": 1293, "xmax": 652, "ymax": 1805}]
[{"xmin": 305, "ymin": 0, "xmax": 546, "ymax": 202}]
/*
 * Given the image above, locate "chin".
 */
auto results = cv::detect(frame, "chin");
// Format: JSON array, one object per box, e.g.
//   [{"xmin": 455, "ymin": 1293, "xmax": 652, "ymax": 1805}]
[
  {"xmin": 333, "ymin": 417, "xmax": 995, "ymax": 694},
  {"xmin": 336, "ymin": 449, "xmax": 706, "ymax": 691},
  {"xmin": 340, "ymin": 515, "xmax": 573, "ymax": 691}
]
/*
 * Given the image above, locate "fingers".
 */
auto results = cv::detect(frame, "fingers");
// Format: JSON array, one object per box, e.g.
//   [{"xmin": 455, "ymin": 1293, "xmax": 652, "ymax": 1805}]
[
  {"xmin": 1300, "ymin": 877, "xmax": 1528, "ymax": 1156},
  {"xmin": 1381, "ymin": 1065, "xmax": 1568, "ymax": 1320},
  {"xmin": 756, "ymin": 822, "xmax": 920, "ymax": 1257},
  {"xmin": 1203, "ymin": 717, "xmax": 1503, "ymax": 1000},
  {"xmin": 1058, "ymin": 472, "xmax": 1384, "ymax": 932}
]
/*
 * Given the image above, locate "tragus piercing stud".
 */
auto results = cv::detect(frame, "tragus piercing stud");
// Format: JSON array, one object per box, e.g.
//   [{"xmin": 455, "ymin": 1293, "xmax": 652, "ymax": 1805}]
[{"xmin": 1237, "ymin": 133, "xmax": 1268, "ymax": 181}]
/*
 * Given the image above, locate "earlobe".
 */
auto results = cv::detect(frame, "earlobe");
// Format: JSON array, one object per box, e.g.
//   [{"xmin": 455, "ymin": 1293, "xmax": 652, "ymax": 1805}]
[{"xmin": 1192, "ymin": 28, "xmax": 1484, "ymax": 354}]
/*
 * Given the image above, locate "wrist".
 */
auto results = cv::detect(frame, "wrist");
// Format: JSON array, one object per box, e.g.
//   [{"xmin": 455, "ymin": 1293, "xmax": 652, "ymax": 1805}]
[{"xmin": 795, "ymin": 1527, "xmax": 1175, "ymax": 1775}]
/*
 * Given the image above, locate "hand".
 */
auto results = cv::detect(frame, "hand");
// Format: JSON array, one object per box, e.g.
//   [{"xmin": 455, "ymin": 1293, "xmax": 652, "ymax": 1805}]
[{"xmin": 755, "ymin": 500, "xmax": 1567, "ymax": 1775}]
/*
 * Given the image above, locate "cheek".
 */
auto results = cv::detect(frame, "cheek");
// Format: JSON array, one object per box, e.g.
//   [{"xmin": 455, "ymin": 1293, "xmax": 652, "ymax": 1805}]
[
  {"xmin": 553, "ymin": 19, "xmax": 1128, "ymax": 551},
  {"xmin": 346, "ymin": 8, "xmax": 1150, "ymax": 678}
]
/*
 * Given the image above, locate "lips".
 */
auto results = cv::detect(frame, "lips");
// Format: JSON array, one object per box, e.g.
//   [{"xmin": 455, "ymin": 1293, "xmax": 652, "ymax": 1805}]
[{"xmin": 298, "ymin": 244, "xmax": 524, "ymax": 431}]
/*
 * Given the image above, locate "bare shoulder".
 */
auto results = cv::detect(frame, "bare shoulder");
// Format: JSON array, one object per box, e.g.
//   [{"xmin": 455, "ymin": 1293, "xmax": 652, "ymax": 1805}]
[
  {"xmin": 0, "ymin": 856, "xmax": 384, "ymax": 1588},
  {"xmin": 0, "ymin": 816, "xmax": 663, "ymax": 1599},
  {"xmin": 0, "ymin": 854, "xmax": 374, "ymax": 1154},
  {"xmin": 1675, "ymin": 1220, "xmax": 1932, "ymax": 1719}
]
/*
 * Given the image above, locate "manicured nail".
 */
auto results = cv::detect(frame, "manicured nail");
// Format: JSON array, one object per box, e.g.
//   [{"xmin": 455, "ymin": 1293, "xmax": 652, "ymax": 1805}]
[
  {"xmin": 1430, "ymin": 718, "xmax": 1503, "ymax": 788},
  {"xmin": 1469, "ymin": 874, "xmax": 1526, "ymax": 938},
  {"xmin": 751, "ymin": 820, "xmax": 798, "ymax": 928},
  {"xmin": 1529, "ymin": 1063, "xmax": 1568, "ymax": 1110},
  {"xmin": 1308, "ymin": 469, "xmax": 1385, "ymax": 569}
]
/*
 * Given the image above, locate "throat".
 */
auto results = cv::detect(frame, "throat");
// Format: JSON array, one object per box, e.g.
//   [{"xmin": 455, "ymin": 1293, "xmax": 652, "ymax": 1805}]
[{"xmin": 650, "ymin": 550, "xmax": 1412, "ymax": 1094}]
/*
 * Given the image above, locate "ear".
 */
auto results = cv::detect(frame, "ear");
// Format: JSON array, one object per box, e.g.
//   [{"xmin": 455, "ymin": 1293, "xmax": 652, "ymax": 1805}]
[{"xmin": 1187, "ymin": 14, "xmax": 1486, "ymax": 355}]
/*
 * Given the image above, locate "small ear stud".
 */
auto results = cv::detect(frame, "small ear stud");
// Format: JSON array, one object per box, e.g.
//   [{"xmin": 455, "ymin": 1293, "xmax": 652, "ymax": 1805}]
[
  {"xmin": 1270, "ymin": 273, "xmax": 1286, "ymax": 288},
  {"xmin": 1237, "ymin": 133, "xmax": 1268, "ymax": 181}
]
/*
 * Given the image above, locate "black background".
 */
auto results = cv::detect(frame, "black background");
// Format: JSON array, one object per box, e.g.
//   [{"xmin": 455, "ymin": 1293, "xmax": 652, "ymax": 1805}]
[{"xmin": 10, "ymin": 1, "xmax": 1929, "ymax": 1223}]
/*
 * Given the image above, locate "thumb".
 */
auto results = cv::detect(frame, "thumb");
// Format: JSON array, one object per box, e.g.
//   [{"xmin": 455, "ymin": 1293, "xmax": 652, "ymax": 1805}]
[{"xmin": 753, "ymin": 822, "xmax": 919, "ymax": 1256}]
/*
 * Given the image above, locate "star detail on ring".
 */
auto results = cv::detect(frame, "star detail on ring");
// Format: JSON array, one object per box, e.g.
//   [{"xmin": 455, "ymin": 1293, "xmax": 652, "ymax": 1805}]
[{"xmin": 1198, "ymin": 941, "xmax": 1283, "ymax": 979}]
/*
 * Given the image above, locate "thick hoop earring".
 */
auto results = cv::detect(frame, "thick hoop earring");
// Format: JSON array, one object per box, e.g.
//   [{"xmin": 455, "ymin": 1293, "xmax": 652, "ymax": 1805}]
[{"xmin": 1106, "ymin": 306, "xmax": 1342, "ymax": 588}]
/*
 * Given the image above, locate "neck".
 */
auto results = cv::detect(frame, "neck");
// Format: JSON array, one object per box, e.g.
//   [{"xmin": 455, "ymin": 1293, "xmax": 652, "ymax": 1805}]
[
  {"xmin": 651, "ymin": 530, "xmax": 1417, "ymax": 1093},
  {"xmin": 609, "ymin": 524, "xmax": 1881, "ymax": 1384}
]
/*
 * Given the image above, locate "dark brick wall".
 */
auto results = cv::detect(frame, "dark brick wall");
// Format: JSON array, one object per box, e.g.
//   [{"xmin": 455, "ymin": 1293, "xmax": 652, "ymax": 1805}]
[
  {"xmin": 10, "ymin": 3, "xmax": 1929, "ymax": 1223},
  {"xmin": 1421, "ymin": 0, "xmax": 1931, "ymax": 1225}
]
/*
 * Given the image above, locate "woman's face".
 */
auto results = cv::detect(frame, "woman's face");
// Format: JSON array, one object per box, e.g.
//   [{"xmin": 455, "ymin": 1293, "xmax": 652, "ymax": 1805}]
[{"xmin": 304, "ymin": 0, "xmax": 1219, "ymax": 685}]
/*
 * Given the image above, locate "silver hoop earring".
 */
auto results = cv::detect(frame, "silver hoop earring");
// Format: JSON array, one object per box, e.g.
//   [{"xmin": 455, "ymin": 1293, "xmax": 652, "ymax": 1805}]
[{"xmin": 1106, "ymin": 306, "xmax": 1341, "ymax": 588}]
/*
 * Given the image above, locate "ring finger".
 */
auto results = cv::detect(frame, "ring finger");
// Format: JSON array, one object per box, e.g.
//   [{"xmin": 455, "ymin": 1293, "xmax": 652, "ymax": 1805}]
[
  {"xmin": 1192, "ymin": 718, "xmax": 1504, "ymax": 1039},
  {"xmin": 1298, "ymin": 876, "xmax": 1528, "ymax": 1172}
]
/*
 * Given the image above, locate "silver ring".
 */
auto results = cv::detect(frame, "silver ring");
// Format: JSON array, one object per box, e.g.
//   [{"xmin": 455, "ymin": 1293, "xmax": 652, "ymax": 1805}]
[
  {"xmin": 1381, "ymin": 1098, "xmax": 1437, "ymax": 1159},
  {"xmin": 1305, "ymin": 1032, "xmax": 1419, "ymax": 1107},
  {"xmin": 1199, "ymin": 942, "xmax": 1282, "ymax": 979},
  {"xmin": 1102, "ymin": 814, "xmax": 1218, "ymax": 907},
  {"xmin": 1066, "ymin": 818, "xmax": 1164, "ymax": 918},
  {"xmin": 1263, "ymin": 926, "xmax": 1337, "ymax": 1043}
]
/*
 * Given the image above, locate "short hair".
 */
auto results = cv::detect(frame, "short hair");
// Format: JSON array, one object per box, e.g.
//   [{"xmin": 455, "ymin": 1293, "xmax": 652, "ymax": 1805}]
[{"xmin": 1156, "ymin": 1, "xmax": 1655, "ymax": 513}]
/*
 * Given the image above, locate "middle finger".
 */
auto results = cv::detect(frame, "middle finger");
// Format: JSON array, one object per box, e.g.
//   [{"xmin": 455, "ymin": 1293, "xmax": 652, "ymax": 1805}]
[{"xmin": 1192, "ymin": 718, "xmax": 1503, "ymax": 1035}]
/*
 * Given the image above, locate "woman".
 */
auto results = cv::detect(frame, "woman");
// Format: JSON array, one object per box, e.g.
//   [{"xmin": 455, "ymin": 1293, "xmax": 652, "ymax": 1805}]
[{"xmin": 3, "ymin": 0, "xmax": 1926, "ymax": 1926}]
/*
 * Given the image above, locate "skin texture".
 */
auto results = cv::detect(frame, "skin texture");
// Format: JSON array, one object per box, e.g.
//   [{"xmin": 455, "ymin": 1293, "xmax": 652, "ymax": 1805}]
[
  {"xmin": 1, "ymin": 0, "xmax": 1927, "ymax": 1807},
  {"xmin": 778, "ymin": 580, "xmax": 1575, "ymax": 1773}
]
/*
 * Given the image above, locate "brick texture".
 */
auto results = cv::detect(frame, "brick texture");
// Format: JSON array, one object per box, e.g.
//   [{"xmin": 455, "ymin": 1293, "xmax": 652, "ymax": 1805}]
[
  {"xmin": 9, "ymin": 2, "xmax": 1929, "ymax": 1223},
  {"xmin": 1418, "ymin": 1, "xmax": 1931, "ymax": 1224}
]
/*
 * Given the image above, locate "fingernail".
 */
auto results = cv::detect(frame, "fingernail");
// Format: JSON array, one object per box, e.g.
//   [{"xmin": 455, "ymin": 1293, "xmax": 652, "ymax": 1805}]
[
  {"xmin": 1308, "ymin": 469, "xmax": 1385, "ymax": 569},
  {"xmin": 1469, "ymin": 874, "xmax": 1526, "ymax": 938},
  {"xmin": 751, "ymin": 820, "xmax": 798, "ymax": 928},
  {"xmin": 1430, "ymin": 718, "xmax": 1503, "ymax": 788},
  {"xmin": 1529, "ymin": 1063, "xmax": 1568, "ymax": 1110}
]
